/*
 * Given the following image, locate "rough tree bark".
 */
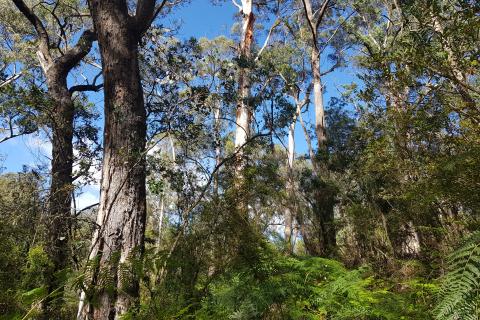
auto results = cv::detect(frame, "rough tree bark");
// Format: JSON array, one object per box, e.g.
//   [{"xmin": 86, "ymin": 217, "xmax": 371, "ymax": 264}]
[
  {"xmin": 11, "ymin": 1, "xmax": 96, "ymax": 317},
  {"xmin": 78, "ymin": 1, "xmax": 163, "ymax": 319}
]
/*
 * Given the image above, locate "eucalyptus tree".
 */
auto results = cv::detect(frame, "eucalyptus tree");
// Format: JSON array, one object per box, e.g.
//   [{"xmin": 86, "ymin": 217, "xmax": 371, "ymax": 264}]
[
  {"xmin": 229, "ymin": 0, "xmax": 285, "ymax": 208},
  {"xmin": 269, "ymin": 0, "xmax": 348, "ymax": 256},
  {"xmin": 231, "ymin": 0, "xmax": 255, "ymax": 183},
  {"xmin": 4, "ymin": 1, "xmax": 98, "ymax": 316},
  {"xmin": 256, "ymin": 39, "xmax": 310, "ymax": 252},
  {"xmin": 78, "ymin": 1, "xmax": 183, "ymax": 319}
]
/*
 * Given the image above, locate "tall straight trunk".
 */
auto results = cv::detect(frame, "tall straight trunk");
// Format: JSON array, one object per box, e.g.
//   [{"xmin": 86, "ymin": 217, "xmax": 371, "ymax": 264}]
[
  {"xmin": 79, "ymin": 1, "xmax": 158, "ymax": 318},
  {"xmin": 214, "ymin": 104, "xmax": 221, "ymax": 195},
  {"xmin": 301, "ymin": 0, "xmax": 329, "ymax": 149},
  {"xmin": 299, "ymin": 0, "xmax": 335, "ymax": 257},
  {"xmin": 311, "ymin": 48, "xmax": 326, "ymax": 148},
  {"xmin": 11, "ymin": 2, "xmax": 96, "ymax": 317},
  {"xmin": 284, "ymin": 119, "xmax": 296, "ymax": 252},
  {"xmin": 155, "ymin": 196, "xmax": 165, "ymax": 251},
  {"xmin": 234, "ymin": 0, "xmax": 254, "ymax": 181}
]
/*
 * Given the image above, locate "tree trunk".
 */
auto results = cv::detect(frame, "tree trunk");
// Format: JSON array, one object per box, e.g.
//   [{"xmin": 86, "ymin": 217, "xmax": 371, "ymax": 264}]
[
  {"xmin": 43, "ymin": 68, "xmax": 74, "ymax": 318},
  {"xmin": 311, "ymin": 48, "xmax": 326, "ymax": 148},
  {"xmin": 155, "ymin": 196, "xmax": 165, "ymax": 252},
  {"xmin": 284, "ymin": 119, "xmax": 296, "ymax": 253},
  {"xmin": 79, "ymin": 1, "xmax": 154, "ymax": 318},
  {"xmin": 296, "ymin": 0, "xmax": 336, "ymax": 257},
  {"xmin": 214, "ymin": 104, "xmax": 221, "ymax": 195},
  {"xmin": 301, "ymin": 0, "xmax": 329, "ymax": 149},
  {"xmin": 432, "ymin": 15, "xmax": 478, "ymax": 111},
  {"xmin": 234, "ymin": 0, "xmax": 254, "ymax": 182},
  {"xmin": 11, "ymin": 2, "xmax": 96, "ymax": 317}
]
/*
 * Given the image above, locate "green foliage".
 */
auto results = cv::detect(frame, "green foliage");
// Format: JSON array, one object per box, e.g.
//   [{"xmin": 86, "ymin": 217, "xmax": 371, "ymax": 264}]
[
  {"xmin": 0, "ymin": 172, "xmax": 43, "ymax": 317},
  {"xmin": 435, "ymin": 231, "xmax": 480, "ymax": 320},
  {"xmin": 194, "ymin": 249, "xmax": 434, "ymax": 320},
  {"xmin": 22, "ymin": 245, "xmax": 53, "ymax": 289}
]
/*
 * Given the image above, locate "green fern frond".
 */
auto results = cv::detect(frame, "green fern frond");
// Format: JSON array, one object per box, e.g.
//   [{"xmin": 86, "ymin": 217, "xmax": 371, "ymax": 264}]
[{"xmin": 435, "ymin": 231, "xmax": 480, "ymax": 320}]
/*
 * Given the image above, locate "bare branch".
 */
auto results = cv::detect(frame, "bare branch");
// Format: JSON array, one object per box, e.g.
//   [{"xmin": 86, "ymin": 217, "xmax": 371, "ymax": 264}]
[
  {"xmin": 0, "ymin": 72, "xmax": 23, "ymax": 88},
  {"xmin": 232, "ymin": 0, "xmax": 242, "ymax": 11},
  {"xmin": 255, "ymin": 19, "xmax": 280, "ymax": 61}
]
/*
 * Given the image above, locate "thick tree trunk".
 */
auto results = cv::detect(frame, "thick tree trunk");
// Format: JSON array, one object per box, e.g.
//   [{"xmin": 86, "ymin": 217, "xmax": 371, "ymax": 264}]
[{"xmin": 79, "ymin": 1, "xmax": 151, "ymax": 318}]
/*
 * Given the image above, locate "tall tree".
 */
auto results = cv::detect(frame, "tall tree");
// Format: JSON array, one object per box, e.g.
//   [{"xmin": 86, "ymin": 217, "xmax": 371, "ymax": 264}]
[
  {"xmin": 233, "ymin": 0, "xmax": 255, "ymax": 183},
  {"xmin": 78, "ymin": 1, "xmax": 168, "ymax": 319},
  {"xmin": 301, "ymin": 0, "xmax": 330, "ymax": 148},
  {"xmin": 275, "ymin": 0, "xmax": 345, "ymax": 256},
  {"xmin": 9, "ymin": 1, "xmax": 97, "ymax": 317}
]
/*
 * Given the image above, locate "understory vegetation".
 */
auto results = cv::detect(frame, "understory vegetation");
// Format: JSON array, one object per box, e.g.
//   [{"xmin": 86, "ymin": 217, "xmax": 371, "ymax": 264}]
[{"xmin": 0, "ymin": 0, "xmax": 479, "ymax": 319}]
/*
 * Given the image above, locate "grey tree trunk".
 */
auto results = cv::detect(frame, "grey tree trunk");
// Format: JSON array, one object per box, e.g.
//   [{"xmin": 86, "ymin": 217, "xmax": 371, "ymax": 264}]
[
  {"xmin": 284, "ymin": 118, "xmax": 296, "ymax": 252},
  {"xmin": 301, "ymin": 0, "xmax": 329, "ymax": 149},
  {"xmin": 44, "ymin": 70, "xmax": 75, "ymax": 318}
]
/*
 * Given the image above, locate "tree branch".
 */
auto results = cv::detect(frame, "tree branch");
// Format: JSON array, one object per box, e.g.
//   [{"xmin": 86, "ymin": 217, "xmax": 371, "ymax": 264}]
[
  {"xmin": 0, "ymin": 72, "xmax": 23, "ymax": 88},
  {"xmin": 57, "ymin": 29, "xmax": 97, "ymax": 72},
  {"xmin": 12, "ymin": 0, "xmax": 52, "ymax": 66},
  {"xmin": 314, "ymin": 0, "xmax": 331, "ymax": 31},
  {"xmin": 69, "ymin": 83, "xmax": 103, "ymax": 93},
  {"xmin": 232, "ymin": 0, "xmax": 242, "ymax": 11},
  {"xmin": 255, "ymin": 19, "xmax": 280, "ymax": 61},
  {"xmin": 135, "ymin": 0, "xmax": 167, "ymax": 37}
]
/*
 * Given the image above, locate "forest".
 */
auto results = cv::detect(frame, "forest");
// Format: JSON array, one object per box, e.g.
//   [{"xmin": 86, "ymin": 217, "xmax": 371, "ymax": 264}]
[{"xmin": 0, "ymin": 0, "xmax": 479, "ymax": 319}]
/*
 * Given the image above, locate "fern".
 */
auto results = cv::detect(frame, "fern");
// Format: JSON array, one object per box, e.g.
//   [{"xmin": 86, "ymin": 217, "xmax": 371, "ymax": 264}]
[{"xmin": 435, "ymin": 231, "xmax": 480, "ymax": 320}]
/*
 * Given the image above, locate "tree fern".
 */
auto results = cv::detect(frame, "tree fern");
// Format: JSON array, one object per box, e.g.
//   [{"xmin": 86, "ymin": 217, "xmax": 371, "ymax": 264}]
[{"xmin": 435, "ymin": 231, "xmax": 480, "ymax": 320}]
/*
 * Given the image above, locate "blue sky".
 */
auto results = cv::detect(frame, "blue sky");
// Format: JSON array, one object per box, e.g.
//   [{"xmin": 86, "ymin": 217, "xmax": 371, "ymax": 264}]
[{"xmin": 0, "ymin": 0, "xmax": 357, "ymax": 208}]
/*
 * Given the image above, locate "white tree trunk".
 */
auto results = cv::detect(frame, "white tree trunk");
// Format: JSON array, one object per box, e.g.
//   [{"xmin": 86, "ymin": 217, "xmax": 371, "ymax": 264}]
[
  {"xmin": 234, "ymin": 0, "xmax": 254, "ymax": 175},
  {"xmin": 284, "ymin": 118, "xmax": 296, "ymax": 251}
]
